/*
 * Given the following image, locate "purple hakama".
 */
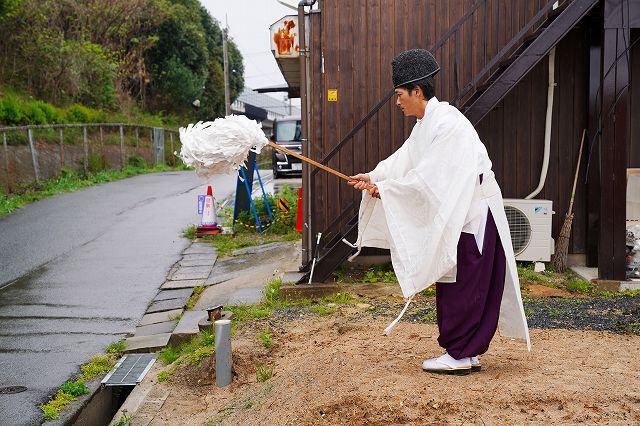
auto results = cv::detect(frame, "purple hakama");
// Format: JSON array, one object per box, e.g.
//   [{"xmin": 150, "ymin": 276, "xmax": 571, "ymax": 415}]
[{"xmin": 435, "ymin": 209, "xmax": 506, "ymax": 360}]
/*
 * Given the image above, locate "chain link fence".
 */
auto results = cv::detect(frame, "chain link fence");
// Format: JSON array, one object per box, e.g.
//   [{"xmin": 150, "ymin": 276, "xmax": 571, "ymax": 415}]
[{"xmin": 0, "ymin": 123, "xmax": 181, "ymax": 193}]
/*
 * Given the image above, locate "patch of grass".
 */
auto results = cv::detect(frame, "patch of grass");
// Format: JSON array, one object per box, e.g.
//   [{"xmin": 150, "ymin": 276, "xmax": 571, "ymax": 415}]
[
  {"xmin": 158, "ymin": 346, "xmax": 180, "ymax": 365},
  {"xmin": 415, "ymin": 309, "xmax": 436, "ymax": 323},
  {"xmin": 190, "ymin": 346, "xmax": 215, "ymax": 366},
  {"xmin": 263, "ymin": 278, "xmax": 282, "ymax": 307},
  {"xmin": 548, "ymin": 310, "xmax": 561, "ymax": 317},
  {"xmin": 524, "ymin": 307, "xmax": 534, "ymax": 317},
  {"xmin": 158, "ymin": 331, "xmax": 216, "ymax": 367},
  {"xmin": 185, "ymin": 286, "xmax": 205, "ymax": 310},
  {"xmin": 617, "ymin": 320, "xmax": 640, "ymax": 334},
  {"xmin": 229, "ymin": 305, "xmax": 273, "ymax": 323},
  {"xmin": 517, "ymin": 263, "xmax": 548, "ymax": 284},
  {"xmin": 308, "ymin": 304, "xmax": 336, "ymax": 316},
  {"xmin": 114, "ymin": 411, "xmax": 132, "ymax": 426},
  {"xmin": 40, "ymin": 339, "xmax": 127, "ymax": 420},
  {"xmin": 259, "ymin": 327, "xmax": 273, "ymax": 348},
  {"xmin": 323, "ymin": 292, "xmax": 353, "ymax": 304},
  {"xmin": 40, "ymin": 390, "xmax": 76, "ymax": 420},
  {"xmin": 80, "ymin": 354, "xmax": 115, "ymax": 381},
  {"xmin": 241, "ymin": 399, "xmax": 254, "ymax": 409},
  {"xmin": 256, "ymin": 364, "xmax": 273, "ymax": 382},
  {"xmin": 59, "ymin": 380, "xmax": 89, "ymax": 397},
  {"xmin": 420, "ymin": 287, "xmax": 436, "ymax": 297},
  {"xmin": 105, "ymin": 340, "xmax": 126, "ymax": 357},
  {"xmin": 363, "ymin": 269, "xmax": 398, "ymax": 283},
  {"xmin": 565, "ymin": 278, "xmax": 593, "ymax": 293},
  {"xmin": 206, "ymin": 231, "xmax": 300, "ymax": 258},
  {"xmin": 183, "ymin": 225, "xmax": 197, "ymax": 240},
  {"xmin": 156, "ymin": 371, "xmax": 171, "ymax": 382},
  {"xmin": 0, "ymin": 165, "xmax": 184, "ymax": 218}
]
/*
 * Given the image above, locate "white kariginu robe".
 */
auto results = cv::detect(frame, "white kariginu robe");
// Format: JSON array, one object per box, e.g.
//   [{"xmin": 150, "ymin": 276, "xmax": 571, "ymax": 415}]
[{"xmin": 350, "ymin": 97, "xmax": 530, "ymax": 348}]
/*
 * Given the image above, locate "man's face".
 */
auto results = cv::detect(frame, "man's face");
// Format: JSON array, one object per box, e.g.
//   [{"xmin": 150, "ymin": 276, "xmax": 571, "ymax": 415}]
[{"xmin": 394, "ymin": 87, "xmax": 423, "ymax": 117}]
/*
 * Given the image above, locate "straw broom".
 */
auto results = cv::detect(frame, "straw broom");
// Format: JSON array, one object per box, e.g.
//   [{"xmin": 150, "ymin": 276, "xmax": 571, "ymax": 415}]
[{"xmin": 552, "ymin": 128, "xmax": 586, "ymax": 273}]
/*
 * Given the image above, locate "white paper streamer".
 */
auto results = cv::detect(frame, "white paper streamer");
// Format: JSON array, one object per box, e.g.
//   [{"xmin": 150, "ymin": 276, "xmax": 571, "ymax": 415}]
[{"xmin": 178, "ymin": 115, "xmax": 269, "ymax": 178}]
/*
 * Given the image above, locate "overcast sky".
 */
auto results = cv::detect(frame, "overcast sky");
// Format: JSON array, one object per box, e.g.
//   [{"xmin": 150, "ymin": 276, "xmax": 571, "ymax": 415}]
[{"xmin": 201, "ymin": 0, "xmax": 305, "ymax": 105}]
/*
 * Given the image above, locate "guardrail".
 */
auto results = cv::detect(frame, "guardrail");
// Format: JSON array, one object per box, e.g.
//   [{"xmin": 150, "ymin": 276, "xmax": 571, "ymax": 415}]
[{"xmin": 0, "ymin": 123, "xmax": 180, "ymax": 193}]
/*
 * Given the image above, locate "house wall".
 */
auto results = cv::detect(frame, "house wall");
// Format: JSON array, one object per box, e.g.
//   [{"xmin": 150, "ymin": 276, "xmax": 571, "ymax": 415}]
[
  {"xmin": 476, "ymin": 28, "xmax": 589, "ymax": 254},
  {"xmin": 306, "ymin": 0, "xmax": 591, "ymax": 256}
]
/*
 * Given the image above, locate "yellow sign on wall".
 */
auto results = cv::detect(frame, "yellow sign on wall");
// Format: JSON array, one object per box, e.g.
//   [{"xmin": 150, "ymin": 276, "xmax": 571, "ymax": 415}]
[{"xmin": 327, "ymin": 89, "xmax": 338, "ymax": 102}]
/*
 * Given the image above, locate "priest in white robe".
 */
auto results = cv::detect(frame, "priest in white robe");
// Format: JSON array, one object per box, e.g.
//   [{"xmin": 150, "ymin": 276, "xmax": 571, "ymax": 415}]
[{"xmin": 348, "ymin": 49, "xmax": 530, "ymax": 375}]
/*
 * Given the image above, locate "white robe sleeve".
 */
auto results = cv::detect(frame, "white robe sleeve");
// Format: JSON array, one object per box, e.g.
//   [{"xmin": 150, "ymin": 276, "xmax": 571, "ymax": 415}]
[{"xmin": 360, "ymin": 106, "xmax": 481, "ymax": 298}]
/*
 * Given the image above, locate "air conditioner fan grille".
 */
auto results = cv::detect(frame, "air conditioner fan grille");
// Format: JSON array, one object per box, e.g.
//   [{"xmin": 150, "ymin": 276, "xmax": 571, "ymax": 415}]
[{"xmin": 504, "ymin": 206, "xmax": 531, "ymax": 255}]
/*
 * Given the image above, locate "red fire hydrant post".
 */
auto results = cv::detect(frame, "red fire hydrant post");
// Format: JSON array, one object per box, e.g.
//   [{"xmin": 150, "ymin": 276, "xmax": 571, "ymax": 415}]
[{"xmin": 295, "ymin": 186, "xmax": 303, "ymax": 233}]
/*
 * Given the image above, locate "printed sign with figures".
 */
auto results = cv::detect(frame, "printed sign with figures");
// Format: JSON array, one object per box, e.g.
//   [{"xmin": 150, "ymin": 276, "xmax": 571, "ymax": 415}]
[{"xmin": 270, "ymin": 15, "xmax": 299, "ymax": 58}]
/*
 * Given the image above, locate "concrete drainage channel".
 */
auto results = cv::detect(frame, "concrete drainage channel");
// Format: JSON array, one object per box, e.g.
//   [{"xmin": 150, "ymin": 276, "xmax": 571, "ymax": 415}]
[{"xmin": 57, "ymin": 240, "xmax": 223, "ymax": 426}]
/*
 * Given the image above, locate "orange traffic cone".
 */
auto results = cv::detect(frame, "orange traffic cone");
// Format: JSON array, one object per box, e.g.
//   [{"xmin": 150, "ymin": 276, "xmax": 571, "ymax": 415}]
[
  {"xmin": 196, "ymin": 185, "xmax": 222, "ymax": 237},
  {"xmin": 295, "ymin": 186, "xmax": 303, "ymax": 233}
]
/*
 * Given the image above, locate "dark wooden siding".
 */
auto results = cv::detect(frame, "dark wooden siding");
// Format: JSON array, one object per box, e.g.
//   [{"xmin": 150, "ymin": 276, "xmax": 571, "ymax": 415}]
[
  {"xmin": 307, "ymin": 0, "xmax": 590, "ymax": 255},
  {"xmin": 631, "ymin": 29, "xmax": 640, "ymax": 168},
  {"xmin": 476, "ymin": 28, "xmax": 589, "ymax": 254}
]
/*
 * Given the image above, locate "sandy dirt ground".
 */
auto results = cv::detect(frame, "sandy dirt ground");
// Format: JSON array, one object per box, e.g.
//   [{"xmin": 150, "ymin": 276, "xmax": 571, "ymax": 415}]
[{"xmin": 148, "ymin": 307, "xmax": 640, "ymax": 426}]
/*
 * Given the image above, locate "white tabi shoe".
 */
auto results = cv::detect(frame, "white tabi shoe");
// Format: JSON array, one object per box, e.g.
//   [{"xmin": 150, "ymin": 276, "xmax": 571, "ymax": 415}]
[
  {"xmin": 471, "ymin": 356, "xmax": 481, "ymax": 372},
  {"xmin": 422, "ymin": 353, "xmax": 472, "ymax": 376}
]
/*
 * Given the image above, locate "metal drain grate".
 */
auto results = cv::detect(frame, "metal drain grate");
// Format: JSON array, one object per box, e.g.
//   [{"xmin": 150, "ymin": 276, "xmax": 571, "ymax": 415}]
[
  {"xmin": 101, "ymin": 353, "xmax": 156, "ymax": 386},
  {"xmin": 0, "ymin": 386, "xmax": 27, "ymax": 394}
]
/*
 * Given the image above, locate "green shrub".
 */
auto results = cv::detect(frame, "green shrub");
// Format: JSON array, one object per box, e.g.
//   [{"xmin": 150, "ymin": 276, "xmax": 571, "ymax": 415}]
[
  {"xmin": 565, "ymin": 278, "xmax": 592, "ymax": 293},
  {"xmin": 234, "ymin": 185, "xmax": 299, "ymax": 235},
  {"xmin": 88, "ymin": 153, "xmax": 109, "ymax": 173},
  {"xmin": 0, "ymin": 95, "xmax": 23, "ymax": 125},
  {"xmin": 22, "ymin": 102, "xmax": 47, "ymax": 124},
  {"xmin": 127, "ymin": 155, "xmax": 146, "ymax": 168}
]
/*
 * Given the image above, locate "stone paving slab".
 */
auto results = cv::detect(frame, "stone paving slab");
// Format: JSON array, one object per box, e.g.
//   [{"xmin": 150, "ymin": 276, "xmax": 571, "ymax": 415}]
[
  {"xmin": 179, "ymin": 255, "xmax": 218, "ymax": 267},
  {"xmin": 139, "ymin": 309, "xmax": 183, "ymax": 326},
  {"xmin": 227, "ymin": 287, "xmax": 264, "ymax": 305},
  {"xmin": 170, "ymin": 266, "xmax": 212, "ymax": 281},
  {"xmin": 124, "ymin": 333, "xmax": 171, "ymax": 353},
  {"xmin": 182, "ymin": 253, "xmax": 219, "ymax": 261},
  {"xmin": 146, "ymin": 296, "xmax": 189, "ymax": 314},
  {"xmin": 134, "ymin": 320, "xmax": 178, "ymax": 337},
  {"xmin": 204, "ymin": 272, "xmax": 236, "ymax": 286},
  {"xmin": 154, "ymin": 288, "xmax": 194, "ymax": 301},
  {"xmin": 161, "ymin": 279, "xmax": 206, "ymax": 289},
  {"xmin": 283, "ymin": 271, "xmax": 305, "ymax": 284},
  {"xmin": 169, "ymin": 310, "xmax": 207, "ymax": 346},
  {"xmin": 183, "ymin": 245, "xmax": 217, "ymax": 255},
  {"xmin": 231, "ymin": 241, "xmax": 292, "ymax": 256}
]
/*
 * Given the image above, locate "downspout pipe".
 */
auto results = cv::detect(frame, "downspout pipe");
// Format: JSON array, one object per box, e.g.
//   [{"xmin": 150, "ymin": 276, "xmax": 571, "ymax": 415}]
[
  {"xmin": 525, "ymin": 46, "xmax": 556, "ymax": 200},
  {"xmin": 298, "ymin": 0, "xmax": 316, "ymax": 265}
]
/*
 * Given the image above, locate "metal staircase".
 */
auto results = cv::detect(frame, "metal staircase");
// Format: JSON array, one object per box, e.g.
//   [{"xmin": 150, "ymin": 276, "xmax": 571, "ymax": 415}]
[{"xmin": 300, "ymin": 0, "xmax": 599, "ymax": 283}]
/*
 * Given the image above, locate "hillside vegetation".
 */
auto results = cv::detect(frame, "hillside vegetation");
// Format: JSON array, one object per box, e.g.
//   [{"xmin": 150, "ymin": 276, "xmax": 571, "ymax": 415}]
[{"xmin": 0, "ymin": 0, "xmax": 243, "ymax": 125}]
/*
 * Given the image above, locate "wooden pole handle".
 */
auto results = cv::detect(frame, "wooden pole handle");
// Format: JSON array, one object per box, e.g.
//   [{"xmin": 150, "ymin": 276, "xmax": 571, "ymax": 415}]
[
  {"xmin": 567, "ymin": 129, "xmax": 586, "ymax": 216},
  {"xmin": 268, "ymin": 141, "xmax": 353, "ymax": 182},
  {"xmin": 267, "ymin": 141, "xmax": 376, "ymax": 193}
]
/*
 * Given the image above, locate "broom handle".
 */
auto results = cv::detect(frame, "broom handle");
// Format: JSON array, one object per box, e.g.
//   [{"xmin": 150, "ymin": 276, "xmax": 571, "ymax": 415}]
[
  {"xmin": 268, "ymin": 141, "xmax": 371, "ymax": 187},
  {"xmin": 567, "ymin": 129, "xmax": 587, "ymax": 216}
]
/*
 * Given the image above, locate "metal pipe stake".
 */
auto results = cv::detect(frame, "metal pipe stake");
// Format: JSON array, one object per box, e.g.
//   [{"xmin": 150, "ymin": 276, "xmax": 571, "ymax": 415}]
[{"xmin": 215, "ymin": 319, "xmax": 232, "ymax": 387}]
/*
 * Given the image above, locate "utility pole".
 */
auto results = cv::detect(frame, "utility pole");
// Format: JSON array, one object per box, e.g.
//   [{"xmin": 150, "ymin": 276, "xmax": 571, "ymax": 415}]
[{"xmin": 223, "ymin": 24, "xmax": 231, "ymax": 116}]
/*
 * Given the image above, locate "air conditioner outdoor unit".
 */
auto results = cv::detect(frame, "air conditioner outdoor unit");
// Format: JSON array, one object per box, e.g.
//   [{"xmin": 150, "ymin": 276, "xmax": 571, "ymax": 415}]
[{"xmin": 502, "ymin": 199, "xmax": 554, "ymax": 262}]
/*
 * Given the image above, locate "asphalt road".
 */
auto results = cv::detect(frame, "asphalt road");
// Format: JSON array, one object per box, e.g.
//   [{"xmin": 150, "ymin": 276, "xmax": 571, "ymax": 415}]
[{"xmin": 0, "ymin": 171, "xmax": 237, "ymax": 426}]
